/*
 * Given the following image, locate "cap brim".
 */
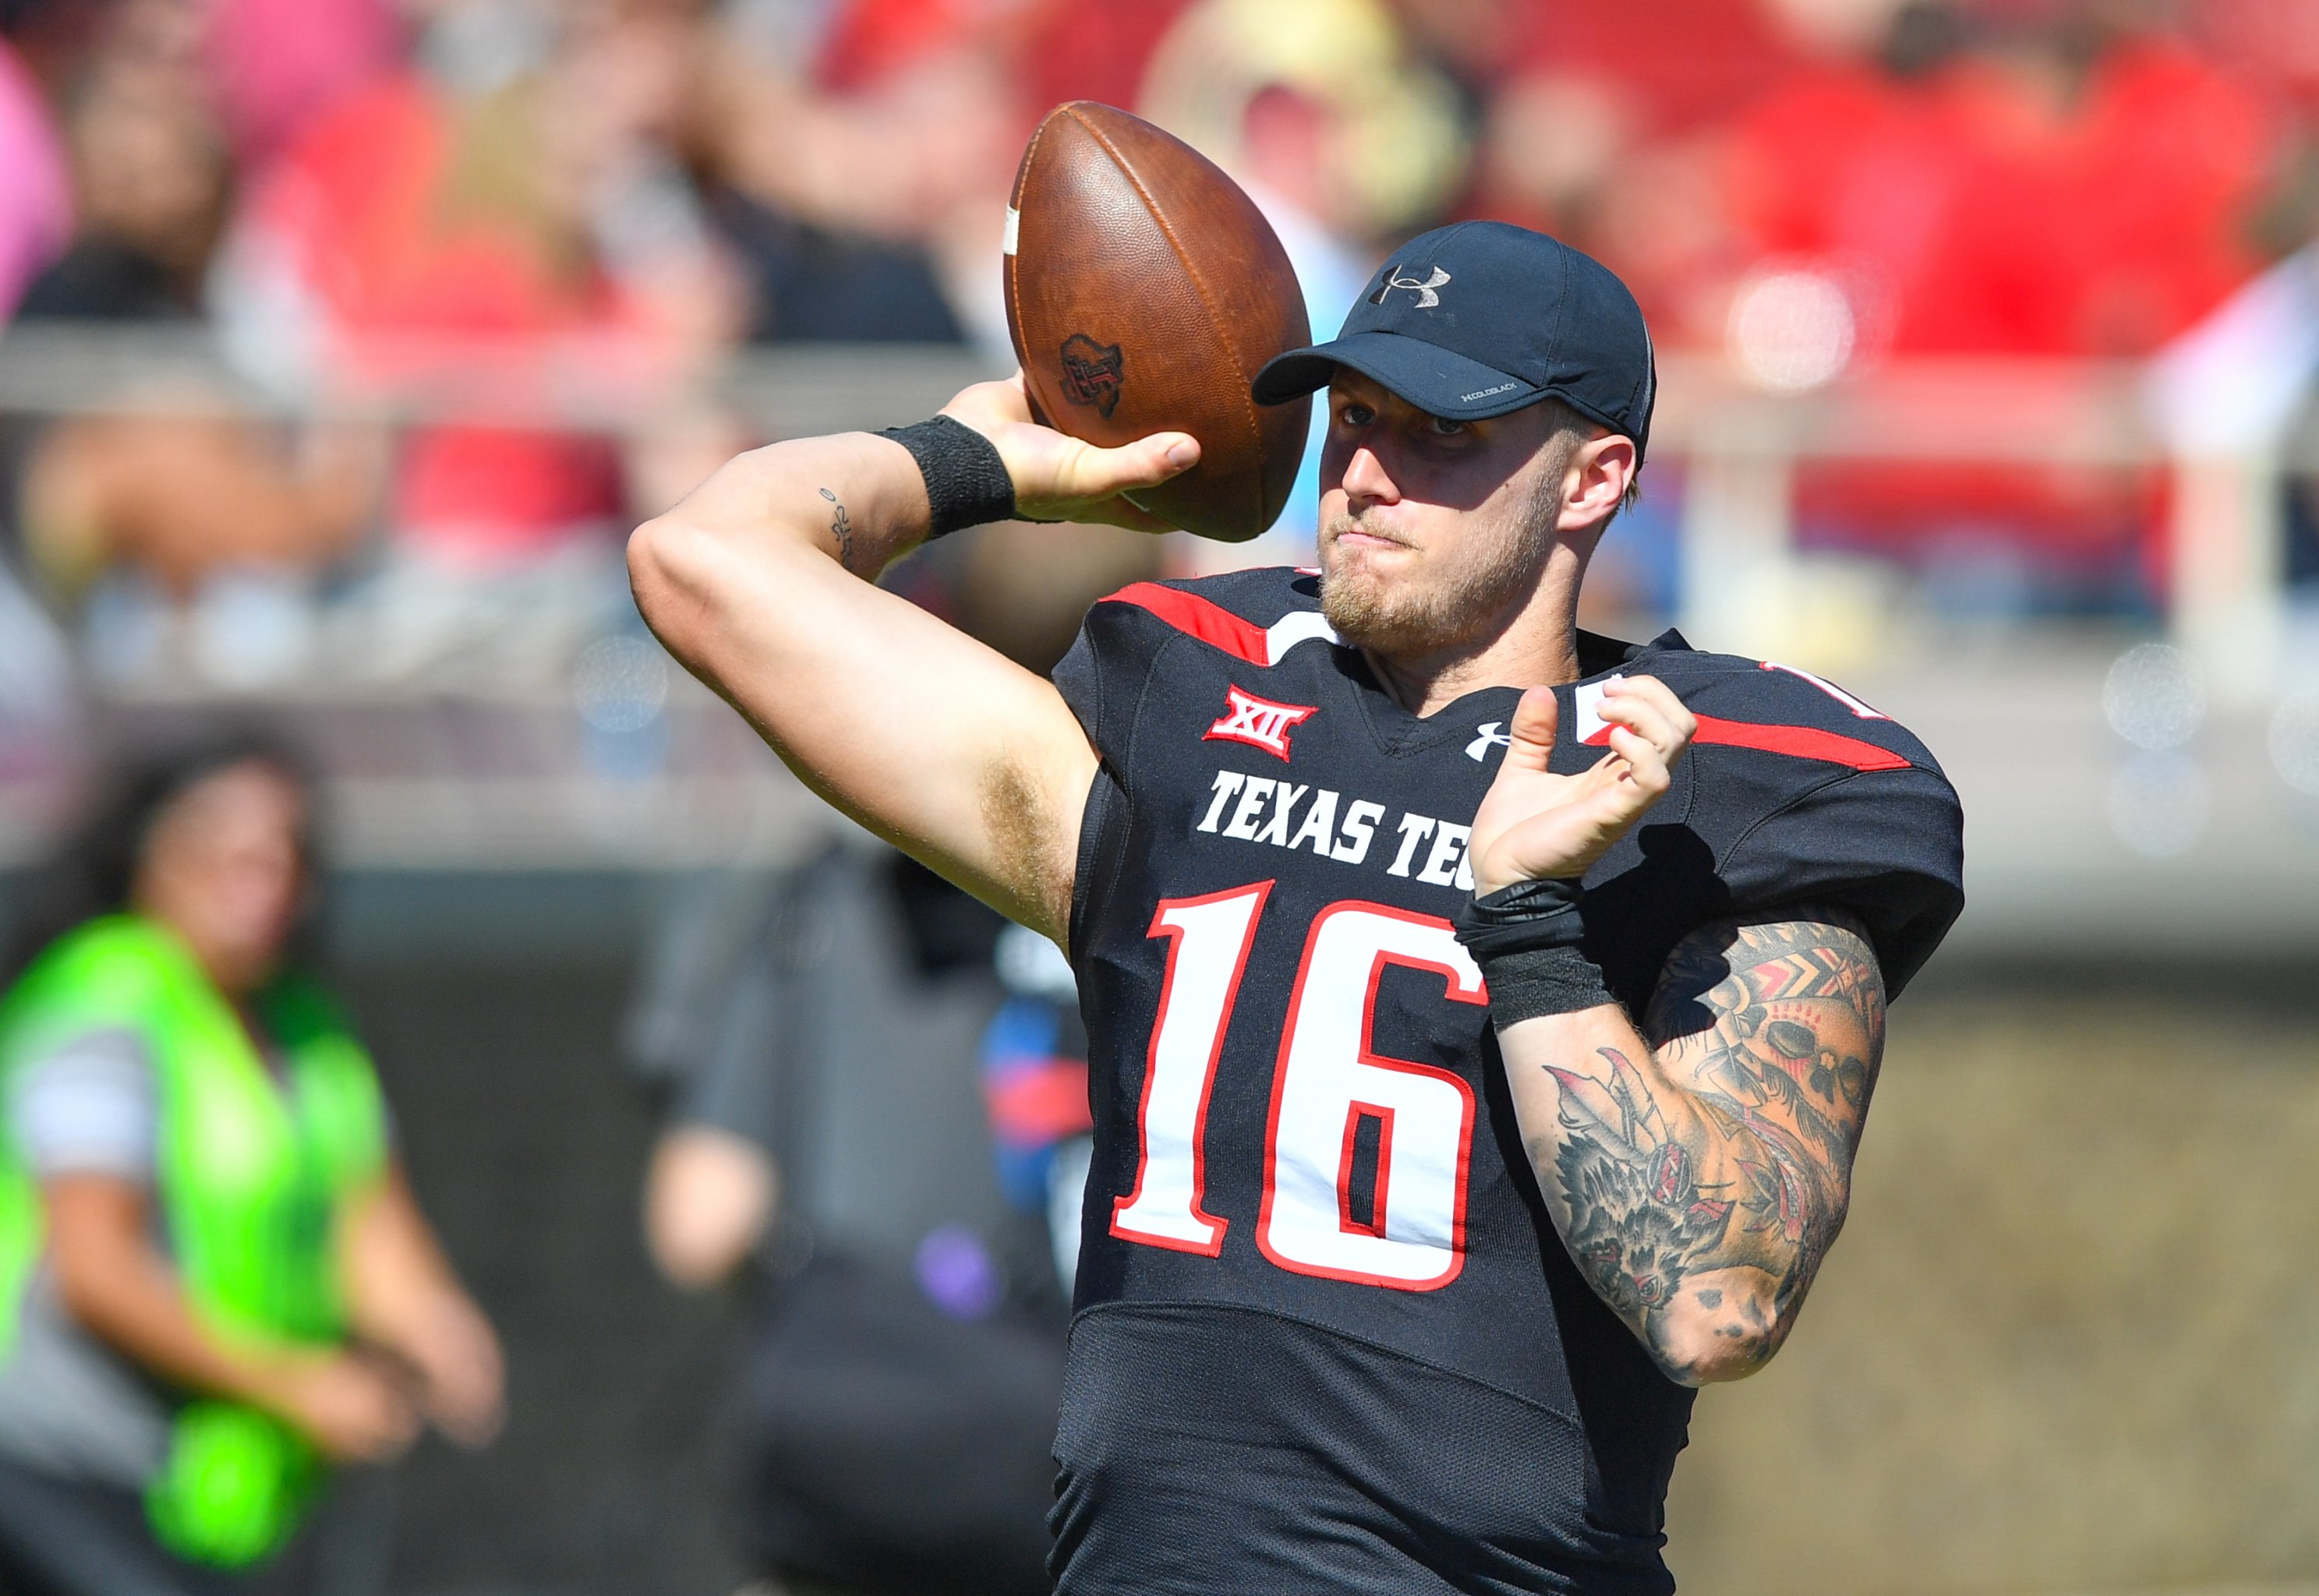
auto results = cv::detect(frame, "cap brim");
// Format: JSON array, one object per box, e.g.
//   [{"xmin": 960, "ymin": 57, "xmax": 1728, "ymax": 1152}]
[{"xmin": 1252, "ymin": 331, "xmax": 1547, "ymax": 420}]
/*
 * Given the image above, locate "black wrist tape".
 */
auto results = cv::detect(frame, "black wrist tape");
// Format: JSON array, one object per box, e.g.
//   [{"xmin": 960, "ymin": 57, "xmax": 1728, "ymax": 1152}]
[
  {"xmin": 878, "ymin": 415, "xmax": 1017, "ymax": 538},
  {"xmin": 1453, "ymin": 878, "xmax": 1617, "ymax": 1023}
]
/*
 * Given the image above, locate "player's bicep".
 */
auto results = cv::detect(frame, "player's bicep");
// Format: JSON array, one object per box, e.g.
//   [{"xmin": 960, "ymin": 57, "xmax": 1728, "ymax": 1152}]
[
  {"xmin": 1646, "ymin": 911, "xmax": 1888, "ymax": 1219},
  {"xmin": 642, "ymin": 521, "xmax": 1096, "ymax": 943},
  {"xmin": 1620, "ymin": 912, "xmax": 1889, "ymax": 1375}
]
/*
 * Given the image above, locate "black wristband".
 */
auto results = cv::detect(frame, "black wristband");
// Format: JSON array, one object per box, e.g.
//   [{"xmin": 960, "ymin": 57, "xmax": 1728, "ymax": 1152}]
[
  {"xmin": 1453, "ymin": 879, "xmax": 1617, "ymax": 1024},
  {"xmin": 877, "ymin": 415, "xmax": 1017, "ymax": 538}
]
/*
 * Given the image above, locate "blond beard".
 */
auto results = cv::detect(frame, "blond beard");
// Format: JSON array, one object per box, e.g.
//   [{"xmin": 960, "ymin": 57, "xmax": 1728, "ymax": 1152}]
[{"xmin": 1319, "ymin": 464, "xmax": 1568, "ymax": 660}]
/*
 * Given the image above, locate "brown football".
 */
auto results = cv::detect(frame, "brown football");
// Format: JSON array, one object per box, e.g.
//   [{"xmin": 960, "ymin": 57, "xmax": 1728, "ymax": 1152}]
[{"xmin": 1004, "ymin": 102, "xmax": 1312, "ymax": 543}]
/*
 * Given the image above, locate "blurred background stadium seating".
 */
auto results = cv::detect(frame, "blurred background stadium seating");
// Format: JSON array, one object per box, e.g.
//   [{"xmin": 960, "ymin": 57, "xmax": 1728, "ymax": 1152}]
[{"xmin": 4, "ymin": 0, "xmax": 2319, "ymax": 1590}]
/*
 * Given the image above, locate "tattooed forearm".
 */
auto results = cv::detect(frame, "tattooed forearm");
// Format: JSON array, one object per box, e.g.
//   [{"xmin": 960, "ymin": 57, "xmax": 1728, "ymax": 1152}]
[
  {"xmin": 1504, "ymin": 910, "xmax": 1885, "ymax": 1384},
  {"xmin": 818, "ymin": 487, "xmax": 855, "ymax": 570}
]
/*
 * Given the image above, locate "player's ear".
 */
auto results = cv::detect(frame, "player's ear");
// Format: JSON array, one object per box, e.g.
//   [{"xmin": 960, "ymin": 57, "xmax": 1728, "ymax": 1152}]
[{"xmin": 1556, "ymin": 434, "xmax": 1635, "ymax": 535}]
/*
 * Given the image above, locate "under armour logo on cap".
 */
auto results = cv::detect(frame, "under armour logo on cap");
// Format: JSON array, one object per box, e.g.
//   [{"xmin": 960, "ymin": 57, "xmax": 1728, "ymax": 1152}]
[
  {"xmin": 1253, "ymin": 221, "xmax": 1656, "ymax": 456},
  {"xmin": 1370, "ymin": 265, "xmax": 1450, "ymax": 309}
]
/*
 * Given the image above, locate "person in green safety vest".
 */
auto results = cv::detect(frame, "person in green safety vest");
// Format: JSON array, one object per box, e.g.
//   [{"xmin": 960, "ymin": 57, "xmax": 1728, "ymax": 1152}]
[{"xmin": 0, "ymin": 731, "xmax": 503, "ymax": 1595}]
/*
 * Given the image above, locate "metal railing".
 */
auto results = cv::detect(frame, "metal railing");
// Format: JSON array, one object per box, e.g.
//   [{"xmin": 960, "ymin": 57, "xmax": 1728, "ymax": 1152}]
[
  {"xmin": 4, "ymin": 323, "xmax": 2314, "ymax": 913},
  {"xmin": 6, "ymin": 322, "xmax": 2295, "ymax": 690}
]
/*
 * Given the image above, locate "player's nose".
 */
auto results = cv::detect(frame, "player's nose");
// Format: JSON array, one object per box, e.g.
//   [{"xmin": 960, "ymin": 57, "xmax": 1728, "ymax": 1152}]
[{"xmin": 1339, "ymin": 444, "xmax": 1401, "ymax": 509}]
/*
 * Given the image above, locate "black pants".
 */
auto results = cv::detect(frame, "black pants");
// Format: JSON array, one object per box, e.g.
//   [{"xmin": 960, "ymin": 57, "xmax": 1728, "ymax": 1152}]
[
  {"xmin": 0, "ymin": 1459, "xmax": 240, "ymax": 1596},
  {"xmin": 741, "ymin": 1256, "xmax": 1066, "ymax": 1596},
  {"xmin": 0, "ymin": 1458, "xmax": 391, "ymax": 1596}
]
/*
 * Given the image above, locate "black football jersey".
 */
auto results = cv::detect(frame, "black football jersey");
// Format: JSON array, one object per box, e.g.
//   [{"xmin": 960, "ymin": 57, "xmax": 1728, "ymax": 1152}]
[{"xmin": 1048, "ymin": 567, "xmax": 1964, "ymax": 1594}]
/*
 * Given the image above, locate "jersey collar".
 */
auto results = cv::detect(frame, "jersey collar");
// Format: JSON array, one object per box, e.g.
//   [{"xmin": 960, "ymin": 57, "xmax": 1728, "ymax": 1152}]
[{"xmin": 1348, "ymin": 626, "xmax": 1686, "ymax": 754}]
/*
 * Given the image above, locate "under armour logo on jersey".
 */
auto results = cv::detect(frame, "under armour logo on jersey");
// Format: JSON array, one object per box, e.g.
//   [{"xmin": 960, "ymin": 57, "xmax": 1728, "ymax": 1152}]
[
  {"xmin": 1370, "ymin": 265, "xmax": 1450, "ymax": 309},
  {"xmin": 1206, "ymin": 685, "xmax": 1317, "ymax": 761},
  {"xmin": 1465, "ymin": 722, "xmax": 1511, "ymax": 761}
]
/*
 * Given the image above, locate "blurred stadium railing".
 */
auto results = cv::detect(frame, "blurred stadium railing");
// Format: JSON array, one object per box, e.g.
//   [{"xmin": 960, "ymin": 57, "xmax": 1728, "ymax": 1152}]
[{"xmin": 4, "ymin": 323, "xmax": 2317, "ymax": 957}]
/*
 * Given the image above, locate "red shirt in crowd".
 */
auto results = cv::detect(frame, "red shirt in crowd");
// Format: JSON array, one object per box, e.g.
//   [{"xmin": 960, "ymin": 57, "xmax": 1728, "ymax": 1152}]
[
  {"xmin": 240, "ymin": 76, "xmax": 638, "ymax": 563},
  {"xmin": 1719, "ymin": 33, "xmax": 2272, "ymax": 572}
]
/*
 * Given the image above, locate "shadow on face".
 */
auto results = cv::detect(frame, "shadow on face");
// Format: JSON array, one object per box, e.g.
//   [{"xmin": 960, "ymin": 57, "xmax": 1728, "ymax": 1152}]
[{"xmin": 1317, "ymin": 369, "xmax": 1563, "ymax": 520}]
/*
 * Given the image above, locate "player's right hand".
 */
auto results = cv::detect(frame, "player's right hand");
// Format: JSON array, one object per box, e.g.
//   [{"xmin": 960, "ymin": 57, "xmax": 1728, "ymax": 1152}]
[
  {"xmin": 1466, "ymin": 677, "xmax": 1695, "ymax": 895},
  {"xmin": 265, "ymin": 1349, "xmax": 422, "ymax": 1464},
  {"xmin": 942, "ymin": 373, "xmax": 1199, "ymax": 533}
]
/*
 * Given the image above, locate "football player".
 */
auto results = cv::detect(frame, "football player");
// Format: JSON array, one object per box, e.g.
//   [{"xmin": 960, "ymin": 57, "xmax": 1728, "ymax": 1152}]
[{"xmin": 629, "ymin": 220, "xmax": 1964, "ymax": 1593}]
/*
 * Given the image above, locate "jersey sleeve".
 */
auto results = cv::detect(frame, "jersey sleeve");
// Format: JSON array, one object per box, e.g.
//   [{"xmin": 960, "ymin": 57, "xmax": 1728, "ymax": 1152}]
[
  {"xmin": 1716, "ymin": 762, "xmax": 1965, "ymax": 998},
  {"xmin": 1050, "ymin": 588, "xmax": 1173, "ymax": 771},
  {"xmin": 1053, "ymin": 569, "xmax": 1320, "ymax": 761},
  {"xmin": 1050, "ymin": 583, "xmax": 1200, "ymax": 971}
]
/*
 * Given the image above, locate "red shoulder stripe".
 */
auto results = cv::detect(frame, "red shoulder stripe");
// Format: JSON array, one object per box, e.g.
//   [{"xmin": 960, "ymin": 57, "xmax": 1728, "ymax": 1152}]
[
  {"xmin": 1101, "ymin": 582, "xmax": 1272, "ymax": 667},
  {"xmin": 1690, "ymin": 715, "xmax": 1911, "ymax": 772},
  {"xmin": 1098, "ymin": 591, "xmax": 1912, "ymax": 773}
]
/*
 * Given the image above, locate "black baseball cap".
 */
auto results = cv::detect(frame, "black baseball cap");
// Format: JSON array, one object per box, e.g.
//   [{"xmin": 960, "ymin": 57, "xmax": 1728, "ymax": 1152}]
[{"xmin": 1252, "ymin": 221, "xmax": 1655, "ymax": 462}]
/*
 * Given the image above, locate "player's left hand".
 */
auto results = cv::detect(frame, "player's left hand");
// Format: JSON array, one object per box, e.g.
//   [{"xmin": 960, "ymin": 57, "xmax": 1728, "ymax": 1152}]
[{"xmin": 1465, "ymin": 676, "xmax": 1695, "ymax": 895}]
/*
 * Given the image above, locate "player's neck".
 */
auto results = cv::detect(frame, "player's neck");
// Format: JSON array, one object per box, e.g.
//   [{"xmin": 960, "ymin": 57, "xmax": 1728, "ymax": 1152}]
[{"xmin": 1361, "ymin": 546, "xmax": 1587, "ymax": 719}]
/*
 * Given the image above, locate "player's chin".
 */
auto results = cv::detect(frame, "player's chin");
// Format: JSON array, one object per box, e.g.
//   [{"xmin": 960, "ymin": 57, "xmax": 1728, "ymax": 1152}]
[
  {"xmin": 1319, "ymin": 534, "xmax": 1412, "ymax": 603},
  {"xmin": 1320, "ymin": 573, "xmax": 1425, "ymax": 655},
  {"xmin": 1317, "ymin": 554, "xmax": 1380, "ymax": 606}
]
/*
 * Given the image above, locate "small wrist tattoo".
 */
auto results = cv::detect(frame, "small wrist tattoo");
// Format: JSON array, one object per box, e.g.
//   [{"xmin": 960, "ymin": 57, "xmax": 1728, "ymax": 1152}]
[{"xmin": 818, "ymin": 487, "xmax": 855, "ymax": 570}]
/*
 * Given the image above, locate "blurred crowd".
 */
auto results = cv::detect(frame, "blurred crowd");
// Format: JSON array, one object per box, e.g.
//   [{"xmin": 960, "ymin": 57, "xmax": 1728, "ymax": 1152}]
[{"xmin": 0, "ymin": 0, "xmax": 2317, "ymax": 698}]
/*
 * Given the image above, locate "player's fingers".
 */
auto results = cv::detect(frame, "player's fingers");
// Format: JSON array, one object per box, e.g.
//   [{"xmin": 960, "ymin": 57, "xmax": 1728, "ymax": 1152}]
[
  {"xmin": 1596, "ymin": 693, "xmax": 1684, "ymax": 763},
  {"xmin": 1501, "ymin": 686, "xmax": 1560, "ymax": 773},
  {"xmin": 1606, "ymin": 675, "xmax": 1696, "ymax": 747},
  {"xmin": 1604, "ymin": 724, "xmax": 1670, "ymax": 798},
  {"xmin": 1065, "ymin": 433, "xmax": 1200, "ymax": 500}
]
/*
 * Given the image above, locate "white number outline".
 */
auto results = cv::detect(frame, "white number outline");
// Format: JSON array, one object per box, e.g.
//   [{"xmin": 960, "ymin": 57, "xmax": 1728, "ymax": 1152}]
[
  {"xmin": 1257, "ymin": 902, "xmax": 1487, "ymax": 1292},
  {"xmin": 1107, "ymin": 881, "xmax": 1271, "ymax": 1255}
]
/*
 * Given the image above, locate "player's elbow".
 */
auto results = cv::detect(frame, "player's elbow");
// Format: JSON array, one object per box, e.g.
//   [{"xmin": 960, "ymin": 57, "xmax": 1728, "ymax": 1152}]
[
  {"xmin": 627, "ymin": 511, "xmax": 718, "ymax": 662},
  {"xmin": 1652, "ymin": 1323, "xmax": 1777, "ymax": 1388},
  {"xmin": 1646, "ymin": 1284, "xmax": 1801, "ymax": 1387},
  {"xmin": 625, "ymin": 512, "xmax": 685, "ymax": 616}
]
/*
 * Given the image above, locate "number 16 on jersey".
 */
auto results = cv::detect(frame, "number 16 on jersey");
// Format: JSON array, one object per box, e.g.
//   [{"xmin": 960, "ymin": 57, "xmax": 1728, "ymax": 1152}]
[{"xmin": 1109, "ymin": 881, "xmax": 1488, "ymax": 1291}]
